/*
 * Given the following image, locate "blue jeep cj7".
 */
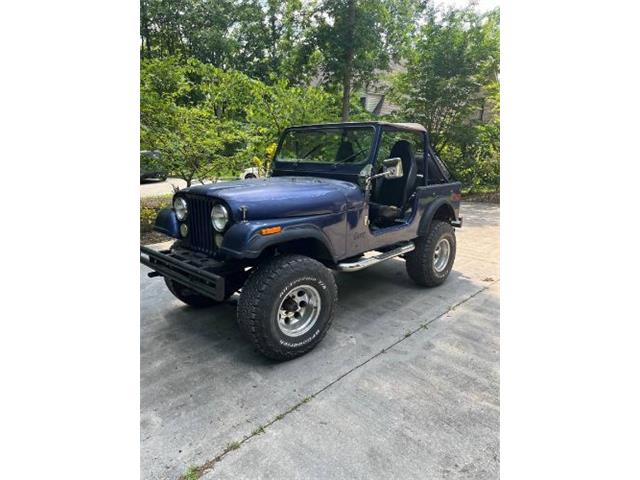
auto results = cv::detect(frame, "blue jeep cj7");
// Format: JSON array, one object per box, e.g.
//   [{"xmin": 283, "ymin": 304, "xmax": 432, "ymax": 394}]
[{"xmin": 141, "ymin": 122, "xmax": 462, "ymax": 360}]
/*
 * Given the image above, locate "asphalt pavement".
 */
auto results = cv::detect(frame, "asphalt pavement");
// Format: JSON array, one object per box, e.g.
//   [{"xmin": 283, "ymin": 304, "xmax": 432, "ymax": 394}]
[{"xmin": 140, "ymin": 202, "xmax": 500, "ymax": 480}]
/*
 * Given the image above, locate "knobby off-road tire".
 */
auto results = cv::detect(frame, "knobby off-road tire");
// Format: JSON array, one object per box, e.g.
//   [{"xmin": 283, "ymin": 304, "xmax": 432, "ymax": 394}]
[
  {"xmin": 405, "ymin": 220, "xmax": 457, "ymax": 287},
  {"xmin": 165, "ymin": 278, "xmax": 226, "ymax": 308},
  {"xmin": 237, "ymin": 254, "xmax": 338, "ymax": 361}
]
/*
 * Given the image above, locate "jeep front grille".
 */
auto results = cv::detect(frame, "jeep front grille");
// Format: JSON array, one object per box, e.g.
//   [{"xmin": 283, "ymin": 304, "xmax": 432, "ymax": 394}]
[{"xmin": 184, "ymin": 194, "xmax": 216, "ymax": 255}]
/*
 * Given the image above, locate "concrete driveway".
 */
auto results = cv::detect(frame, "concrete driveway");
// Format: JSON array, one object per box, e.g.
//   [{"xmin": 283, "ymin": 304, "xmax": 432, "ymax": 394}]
[
  {"xmin": 140, "ymin": 178, "xmax": 192, "ymax": 197},
  {"xmin": 140, "ymin": 202, "xmax": 500, "ymax": 480}
]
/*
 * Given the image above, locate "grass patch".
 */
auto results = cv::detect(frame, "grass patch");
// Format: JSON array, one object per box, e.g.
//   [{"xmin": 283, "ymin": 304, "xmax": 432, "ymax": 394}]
[
  {"xmin": 183, "ymin": 466, "xmax": 200, "ymax": 480},
  {"xmin": 224, "ymin": 441, "xmax": 241, "ymax": 452}
]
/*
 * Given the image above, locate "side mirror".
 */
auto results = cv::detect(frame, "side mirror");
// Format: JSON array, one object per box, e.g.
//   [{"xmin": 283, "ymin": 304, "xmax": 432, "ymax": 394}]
[
  {"xmin": 363, "ymin": 157, "xmax": 404, "ymax": 191},
  {"xmin": 382, "ymin": 157, "xmax": 403, "ymax": 179}
]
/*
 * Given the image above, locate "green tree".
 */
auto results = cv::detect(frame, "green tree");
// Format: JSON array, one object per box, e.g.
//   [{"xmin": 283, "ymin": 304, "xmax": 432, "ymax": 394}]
[
  {"xmin": 245, "ymin": 80, "xmax": 340, "ymax": 173},
  {"xmin": 389, "ymin": 6, "xmax": 500, "ymax": 189},
  {"xmin": 140, "ymin": 57, "xmax": 343, "ymax": 182},
  {"xmin": 141, "ymin": 57, "xmax": 258, "ymax": 186},
  {"xmin": 153, "ymin": 107, "xmax": 248, "ymax": 186},
  {"xmin": 140, "ymin": 0, "xmax": 321, "ymax": 83},
  {"xmin": 314, "ymin": 0, "xmax": 421, "ymax": 121},
  {"xmin": 262, "ymin": 0, "xmax": 323, "ymax": 85}
]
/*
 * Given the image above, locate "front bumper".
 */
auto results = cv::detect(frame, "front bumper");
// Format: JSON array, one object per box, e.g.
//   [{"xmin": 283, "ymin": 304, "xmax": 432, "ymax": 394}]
[{"xmin": 140, "ymin": 245, "xmax": 231, "ymax": 301}]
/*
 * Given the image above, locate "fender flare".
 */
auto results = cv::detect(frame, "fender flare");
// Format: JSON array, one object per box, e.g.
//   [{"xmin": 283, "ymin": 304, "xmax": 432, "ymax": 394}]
[
  {"xmin": 417, "ymin": 199, "xmax": 457, "ymax": 236},
  {"xmin": 220, "ymin": 219, "xmax": 338, "ymax": 261}
]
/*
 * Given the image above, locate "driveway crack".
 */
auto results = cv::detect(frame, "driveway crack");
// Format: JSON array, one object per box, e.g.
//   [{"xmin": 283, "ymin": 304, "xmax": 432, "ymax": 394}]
[{"xmin": 180, "ymin": 280, "xmax": 498, "ymax": 480}]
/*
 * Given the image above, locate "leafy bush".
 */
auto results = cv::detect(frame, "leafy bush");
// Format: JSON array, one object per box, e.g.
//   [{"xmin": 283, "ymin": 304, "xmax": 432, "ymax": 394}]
[
  {"xmin": 140, "ymin": 195, "xmax": 172, "ymax": 235},
  {"xmin": 141, "ymin": 57, "xmax": 342, "ymax": 184},
  {"xmin": 388, "ymin": 7, "xmax": 500, "ymax": 192}
]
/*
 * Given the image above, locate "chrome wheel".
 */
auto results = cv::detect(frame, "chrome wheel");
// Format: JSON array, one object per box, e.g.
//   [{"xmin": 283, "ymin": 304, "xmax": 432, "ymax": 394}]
[
  {"xmin": 277, "ymin": 285, "xmax": 322, "ymax": 337},
  {"xmin": 433, "ymin": 238, "xmax": 451, "ymax": 273}
]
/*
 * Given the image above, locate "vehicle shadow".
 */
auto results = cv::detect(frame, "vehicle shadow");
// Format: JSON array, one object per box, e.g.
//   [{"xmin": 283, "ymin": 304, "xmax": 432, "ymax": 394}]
[{"xmin": 156, "ymin": 258, "xmax": 481, "ymax": 368}]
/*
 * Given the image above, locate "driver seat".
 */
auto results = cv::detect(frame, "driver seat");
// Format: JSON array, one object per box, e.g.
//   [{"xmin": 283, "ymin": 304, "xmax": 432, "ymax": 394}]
[{"xmin": 369, "ymin": 140, "xmax": 417, "ymax": 225}]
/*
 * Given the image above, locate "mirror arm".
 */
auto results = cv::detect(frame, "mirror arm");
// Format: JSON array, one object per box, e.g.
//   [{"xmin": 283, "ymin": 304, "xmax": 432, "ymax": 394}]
[{"xmin": 365, "ymin": 171, "xmax": 389, "ymax": 189}]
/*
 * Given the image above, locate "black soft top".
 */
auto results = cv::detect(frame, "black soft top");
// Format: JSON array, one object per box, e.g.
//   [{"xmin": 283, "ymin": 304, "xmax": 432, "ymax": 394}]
[{"xmin": 287, "ymin": 121, "xmax": 427, "ymax": 133}]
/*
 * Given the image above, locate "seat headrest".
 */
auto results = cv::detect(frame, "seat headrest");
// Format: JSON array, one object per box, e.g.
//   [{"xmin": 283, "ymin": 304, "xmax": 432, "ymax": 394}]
[
  {"xmin": 335, "ymin": 141, "xmax": 355, "ymax": 163},
  {"xmin": 389, "ymin": 140, "xmax": 414, "ymax": 166}
]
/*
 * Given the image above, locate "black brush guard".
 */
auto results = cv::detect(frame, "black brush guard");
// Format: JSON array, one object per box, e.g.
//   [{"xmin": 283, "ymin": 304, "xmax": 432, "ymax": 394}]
[{"xmin": 140, "ymin": 245, "xmax": 245, "ymax": 301}]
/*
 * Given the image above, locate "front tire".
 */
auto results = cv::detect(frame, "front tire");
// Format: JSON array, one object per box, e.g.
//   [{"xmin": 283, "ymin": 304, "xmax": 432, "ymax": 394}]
[
  {"xmin": 165, "ymin": 278, "xmax": 226, "ymax": 308},
  {"xmin": 405, "ymin": 220, "xmax": 457, "ymax": 287},
  {"xmin": 237, "ymin": 254, "xmax": 337, "ymax": 361}
]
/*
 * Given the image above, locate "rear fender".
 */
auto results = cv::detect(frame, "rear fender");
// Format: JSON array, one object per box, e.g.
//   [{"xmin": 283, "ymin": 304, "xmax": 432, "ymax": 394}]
[{"xmin": 417, "ymin": 199, "xmax": 458, "ymax": 236}]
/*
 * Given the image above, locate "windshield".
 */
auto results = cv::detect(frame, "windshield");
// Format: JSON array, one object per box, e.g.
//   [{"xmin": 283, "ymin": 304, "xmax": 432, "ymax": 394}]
[{"xmin": 276, "ymin": 127, "xmax": 375, "ymax": 165}]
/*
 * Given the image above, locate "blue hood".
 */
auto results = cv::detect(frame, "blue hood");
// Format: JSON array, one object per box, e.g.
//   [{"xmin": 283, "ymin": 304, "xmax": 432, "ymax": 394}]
[{"xmin": 183, "ymin": 176, "xmax": 364, "ymax": 220}]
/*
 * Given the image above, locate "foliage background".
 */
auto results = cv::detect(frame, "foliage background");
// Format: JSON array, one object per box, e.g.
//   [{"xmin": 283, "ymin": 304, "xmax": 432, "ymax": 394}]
[{"xmin": 140, "ymin": 0, "xmax": 500, "ymax": 192}]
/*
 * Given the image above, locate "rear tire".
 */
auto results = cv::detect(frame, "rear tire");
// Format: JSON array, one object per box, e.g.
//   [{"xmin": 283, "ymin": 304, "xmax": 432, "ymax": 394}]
[
  {"xmin": 237, "ymin": 254, "xmax": 337, "ymax": 361},
  {"xmin": 165, "ymin": 278, "xmax": 226, "ymax": 308},
  {"xmin": 405, "ymin": 220, "xmax": 456, "ymax": 287}
]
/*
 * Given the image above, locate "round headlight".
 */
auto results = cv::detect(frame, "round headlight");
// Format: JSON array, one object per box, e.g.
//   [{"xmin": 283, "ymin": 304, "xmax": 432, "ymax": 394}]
[
  {"xmin": 211, "ymin": 204, "xmax": 229, "ymax": 232},
  {"xmin": 174, "ymin": 197, "xmax": 188, "ymax": 221}
]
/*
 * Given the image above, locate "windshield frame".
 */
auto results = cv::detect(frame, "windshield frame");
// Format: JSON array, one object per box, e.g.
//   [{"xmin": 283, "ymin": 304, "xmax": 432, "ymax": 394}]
[{"xmin": 273, "ymin": 124, "xmax": 378, "ymax": 169}]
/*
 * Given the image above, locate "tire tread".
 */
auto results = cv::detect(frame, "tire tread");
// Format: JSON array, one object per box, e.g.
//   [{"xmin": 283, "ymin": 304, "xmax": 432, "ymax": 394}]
[
  {"xmin": 405, "ymin": 220, "xmax": 456, "ymax": 287},
  {"xmin": 237, "ymin": 254, "xmax": 337, "ymax": 361}
]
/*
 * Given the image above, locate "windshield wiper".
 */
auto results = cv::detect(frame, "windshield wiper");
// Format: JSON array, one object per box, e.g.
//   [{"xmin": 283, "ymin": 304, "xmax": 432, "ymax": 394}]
[
  {"xmin": 296, "ymin": 144, "xmax": 323, "ymax": 165},
  {"xmin": 333, "ymin": 147, "xmax": 367, "ymax": 167}
]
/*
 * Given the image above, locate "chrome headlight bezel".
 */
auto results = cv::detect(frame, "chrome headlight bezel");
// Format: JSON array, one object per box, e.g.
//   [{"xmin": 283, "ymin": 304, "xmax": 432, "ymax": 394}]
[
  {"xmin": 211, "ymin": 204, "xmax": 229, "ymax": 232},
  {"xmin": 173, "ymin": 197, "xmax": 188, "ymax": 221}
]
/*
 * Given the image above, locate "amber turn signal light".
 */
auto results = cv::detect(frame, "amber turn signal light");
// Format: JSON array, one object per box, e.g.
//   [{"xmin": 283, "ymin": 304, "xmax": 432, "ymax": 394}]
[{"xmin": 260, "ymin": 226, "xmax": 282, "ymax": 235}]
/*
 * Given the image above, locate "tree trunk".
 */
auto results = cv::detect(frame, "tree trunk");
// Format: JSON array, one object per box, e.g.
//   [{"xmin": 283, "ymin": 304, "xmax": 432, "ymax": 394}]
[
  {"xmin": 341, "ymin": 0, "xmax": 357, "ymax": 122},
  {"xmin": 140, "ymin": 1, "xmax": 151, "ymax": 57},
  {"xmin": 341, "ymin": 65, "xmax": 352, "ymax": 122},
  {"xmin": 269, "ymin": 7, "xmax": 278, "ymax": 72}
]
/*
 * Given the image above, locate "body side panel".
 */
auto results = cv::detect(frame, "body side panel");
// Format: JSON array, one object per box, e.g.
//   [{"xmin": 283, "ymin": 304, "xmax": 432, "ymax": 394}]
[{"xmin": 342, "ymin": 182, "xmax": 462, "ymax": 259}]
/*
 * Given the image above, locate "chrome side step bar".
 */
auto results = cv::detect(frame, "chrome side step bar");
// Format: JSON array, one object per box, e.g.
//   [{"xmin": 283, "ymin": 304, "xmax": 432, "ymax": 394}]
[{"xmin": 336, "ymin": 242, "xmax": 415, "ymax": 272}]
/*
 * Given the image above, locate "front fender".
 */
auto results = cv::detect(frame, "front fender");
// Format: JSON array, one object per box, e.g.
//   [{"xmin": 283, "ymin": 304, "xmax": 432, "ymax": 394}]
[
  {"xmin": 152, "ymin": 207, "xmax": 179, "ymax": 238},
  {"xmin": 220, "ymin": 214, "xmax": 342, "ymax": 261}
]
